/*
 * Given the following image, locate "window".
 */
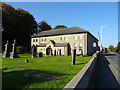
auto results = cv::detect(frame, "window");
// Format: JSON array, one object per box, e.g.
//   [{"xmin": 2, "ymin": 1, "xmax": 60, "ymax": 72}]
[
  {"xmin": 62, "ymin": 37, "xmax": 64, "ymax": 40},
  {"xmin": 44, "ymin": 38, "xmax": 46, "ymax": 41},
  {"xmin": 33, "ymin": 39, "xmax": 35, "ymax": 42},
  {"xmin": 36, "ymin": 39, "xmax": 38, "ymax": 42},
  {"xmin": 64, "ymin": 37, "xmax": 67, "ymax": 41},
  {"xmin": 93, "ymin": 42, "xmax": 96, "ymax": 47},
  {"xmin": 74, "ymin": 36, "xmax": 77, "ymax": 40},
  {"xmin": 41, "ymin": 38, "xmax": 43, "ymax": 41},
  {"xmin": 60, "ymin": 37, "xmax": 62, "ymax": 40},
  {"xmin": 74, "ymin": 43, "xmax": 77, "ymax": 49},
  {"xmin": 79, "ymin": 44, "xmax": 82, "ymax": 51},
  {"xmin": 79, "ymin": 36, "xmax": 83, "ymax": 40}
]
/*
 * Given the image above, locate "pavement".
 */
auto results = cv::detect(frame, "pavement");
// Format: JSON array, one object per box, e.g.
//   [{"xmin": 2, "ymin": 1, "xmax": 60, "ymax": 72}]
[{"xmin": 93, "ymin": 53, "xmax": 120, "ymax": 88}]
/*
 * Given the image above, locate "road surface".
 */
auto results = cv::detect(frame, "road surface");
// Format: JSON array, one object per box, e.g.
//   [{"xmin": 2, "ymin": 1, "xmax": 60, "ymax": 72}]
[
  {"xmin": 103, "ymin": 53, "xmax": 119, "ymax": 72},
  {"xmin": 94, "ymin": 53, "xmax": 120, "ymax": 88}
]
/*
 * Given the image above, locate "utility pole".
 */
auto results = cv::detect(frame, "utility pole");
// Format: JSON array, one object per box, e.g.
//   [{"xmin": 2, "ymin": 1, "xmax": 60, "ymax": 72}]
[{"xmin": 99, "ymin": 25, "xmax": 111, "ymax": 52}]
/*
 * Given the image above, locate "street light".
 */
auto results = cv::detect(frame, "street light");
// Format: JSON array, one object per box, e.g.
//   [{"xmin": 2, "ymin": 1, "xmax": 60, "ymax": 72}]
[{"xmin": 99, "ymin": 25, "xmax": 111, "ymax": 52}]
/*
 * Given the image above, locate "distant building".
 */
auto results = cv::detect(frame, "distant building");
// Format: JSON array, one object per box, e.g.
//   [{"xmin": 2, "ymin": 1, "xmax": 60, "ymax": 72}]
[{"xmin": 31, "ymin": 27, "xmax": 98, "ymax": 56}]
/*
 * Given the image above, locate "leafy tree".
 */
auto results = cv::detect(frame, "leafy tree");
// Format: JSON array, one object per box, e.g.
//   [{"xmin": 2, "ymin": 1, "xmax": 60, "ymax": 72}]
[
  {"xmin": 108, "ymin": 45, "xmax": 115, "ymax": 52},
  {"xmin": 116, "ymin": 41, "xmax": 120, "ymax": 52},
  {"xmin": 2, "ymin": 3, "xmax": 37, "ymax": 52},
  {"xmin": 54, "ymin": 25, "xmax": 67, "ymax": 29},
  {"xmin": 37, "ymin": 20, "xmax": 51, "ymax": 32}
]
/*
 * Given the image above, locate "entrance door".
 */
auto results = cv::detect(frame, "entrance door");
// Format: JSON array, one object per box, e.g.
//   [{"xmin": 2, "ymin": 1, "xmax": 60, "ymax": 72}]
[{"xmin": 46, "ymin": 46, "xmax": 52, "ymax": 55}]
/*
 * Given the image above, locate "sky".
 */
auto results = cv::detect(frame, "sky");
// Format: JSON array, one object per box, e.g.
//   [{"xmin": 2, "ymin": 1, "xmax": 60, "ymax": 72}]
[{"xmin": 5, "ymin": 2, "xmax": 118, "ymax": 47}]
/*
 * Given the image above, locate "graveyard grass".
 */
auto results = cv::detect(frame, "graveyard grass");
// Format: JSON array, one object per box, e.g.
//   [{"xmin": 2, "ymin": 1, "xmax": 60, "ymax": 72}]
[{"xmin": 2, "ymin": 54, "xmax": 92, "ymax": 89}]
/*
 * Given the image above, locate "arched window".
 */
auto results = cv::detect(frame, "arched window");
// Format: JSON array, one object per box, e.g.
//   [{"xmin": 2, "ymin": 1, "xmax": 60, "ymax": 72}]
[
  {"xmin": 36, "ymin": 39, "xmax": 38, "ymax": 42},
  {"xmin": 33, "ymin": 39, "xmax": 35, "ymax": 42},
  {"xmin": 93, "ymin": 42, "xmax": 96, "ymax": 47}
]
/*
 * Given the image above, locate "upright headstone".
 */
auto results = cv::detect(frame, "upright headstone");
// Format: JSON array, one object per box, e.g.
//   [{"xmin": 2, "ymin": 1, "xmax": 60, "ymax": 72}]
[
  {"xmin": 72, "ymin": 49, "xmax": 76, "ymax": 65},
  {"xmin": 25, "ymin": 59, "xmax": 29, "ymax": 63},
  {"xmin": 59, "ymin": 49, "xmax": 61, "ymax": 56},
  {"xmin": 38, "ymin": 52, "xmax": 43, "ymax": 57},
  {"xmin": 3, "ymin": 40, "xmax": 10, "ymax": 57},
  {"xmin": 32, "ymin": 45, "xmax": 37, "ymax": 58},
  {"xmin": 10, "ymin": 40, "xmax": 19, "ymax": 59},
  {"xmin": 54, "ymin": 50, "xmax": 56, "ymax": 56}
]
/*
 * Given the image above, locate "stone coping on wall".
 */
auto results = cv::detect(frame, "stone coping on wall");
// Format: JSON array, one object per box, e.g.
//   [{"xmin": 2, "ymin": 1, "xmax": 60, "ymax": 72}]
[{"xmin": 63, "ymin": 55, "xmax": 98, "ymax": 89}]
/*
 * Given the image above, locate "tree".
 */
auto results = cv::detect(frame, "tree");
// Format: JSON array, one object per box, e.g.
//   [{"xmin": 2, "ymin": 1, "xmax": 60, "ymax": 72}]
[
  {"xmin": 108, "ymin": 45, "xmax": 115, "ymax": 52},
  {"xmin": 2, "ymin": 3, "xmax": 37, "ymax": 52},
  {"xmin": 116, "ymin": 41, "xmax": 120, "ymax": 52},
  {"xmin": 37, "ymin": 20, "xmax": 51, "ymax": 32},
  {"xmin": 54, "ymin": 25, "xmax": 67, "ymax": 29}
]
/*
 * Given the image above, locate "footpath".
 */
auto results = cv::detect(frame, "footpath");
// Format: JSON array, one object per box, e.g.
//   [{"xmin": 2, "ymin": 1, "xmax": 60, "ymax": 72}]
[{"xmin": 93, "ymin": 54, "xmax": 120, "ymax": 88}]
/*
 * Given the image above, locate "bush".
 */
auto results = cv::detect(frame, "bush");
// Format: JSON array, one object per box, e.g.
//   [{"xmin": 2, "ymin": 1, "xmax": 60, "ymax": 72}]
[
  {"xmin": 82, "ymin": 54, "xmax": 88, "ymax": 57},
  {"xmin": 16, "ymin": 46, "xmax": 26, "ymax": 54}
]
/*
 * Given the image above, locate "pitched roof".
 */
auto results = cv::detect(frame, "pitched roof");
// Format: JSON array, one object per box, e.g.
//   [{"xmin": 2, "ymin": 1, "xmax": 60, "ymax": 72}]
[
  {"xmin": 39, "ymin": 43, "xmax": 47, "ymax": 47},
  {"xmin": 55, "ymin": 43, "xmax": 68, "ymax": 47},
  {"xmin": 31, "ymin": 27, "xmax": 98, "ymax": 41},
  {"xmin": 38, "ymin": 42, "xmax": 68, "ymax": 47},
  {"xmin": 31, "ymin": 27, "xmax": 88, "ymax": 37}
]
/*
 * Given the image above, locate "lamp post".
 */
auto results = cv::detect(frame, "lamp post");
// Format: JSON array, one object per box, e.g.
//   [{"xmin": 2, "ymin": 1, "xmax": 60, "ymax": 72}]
[{"xmin": 99, "ymin": 25, "xmax": 111, "ymax": 52}]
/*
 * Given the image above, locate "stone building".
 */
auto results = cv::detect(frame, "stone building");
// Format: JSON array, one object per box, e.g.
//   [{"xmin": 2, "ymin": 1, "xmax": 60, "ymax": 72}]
[{"xmin": 31, "ymin": 27, "xmax": 98, "ymax": 56}]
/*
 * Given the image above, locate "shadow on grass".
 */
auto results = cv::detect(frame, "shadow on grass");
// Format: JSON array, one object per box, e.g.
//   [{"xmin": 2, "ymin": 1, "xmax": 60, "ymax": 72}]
[
  {"xmin": 2, "ymin": 69, "xmax": 70, "ymax": 89},
  {"xmin": 75, "ymin": 62, "xmax": 87, "ymax": 65}
]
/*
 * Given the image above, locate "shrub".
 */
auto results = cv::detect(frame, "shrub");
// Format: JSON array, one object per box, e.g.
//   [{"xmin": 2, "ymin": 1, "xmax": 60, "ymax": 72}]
[
  {"xmin": 82, "ymin": 54, "xmax": 88, "ymax": 57},
  {"xmin": 16, "ymin": 46, "xmax": 26, "ymax": 54}
]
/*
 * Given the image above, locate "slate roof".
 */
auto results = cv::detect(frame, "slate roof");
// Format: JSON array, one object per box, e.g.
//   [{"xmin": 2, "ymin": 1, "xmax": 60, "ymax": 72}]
[
  {"xmin": 31, "ymin": 27, "xmax": 98, "ymax": 41},
  {"xmin": 39, "ymin": 43, "xmax": 47, "ymax": 47},
  {"xmin": 38, "ymin": 42, "xmax": 68, "ymax": 47}
]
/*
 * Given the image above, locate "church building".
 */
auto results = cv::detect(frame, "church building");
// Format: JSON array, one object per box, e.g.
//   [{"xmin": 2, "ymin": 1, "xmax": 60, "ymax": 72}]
[{"xmin": 31, "ymin": 27, "xmax": 98, "ymax": 56}]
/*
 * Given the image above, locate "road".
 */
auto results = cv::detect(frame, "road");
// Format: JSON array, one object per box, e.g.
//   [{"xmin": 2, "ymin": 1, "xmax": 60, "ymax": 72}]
[
  {"xmin": 94, "ymin": 53, "xmax": 120, "ymax": 88},
  {"xmin": 103, "ymin": 53, "xmax": 119, "ymax": 72},
  {"xmin": 103, "ymin": 53, "xmax": 120, "ymax": 85}
]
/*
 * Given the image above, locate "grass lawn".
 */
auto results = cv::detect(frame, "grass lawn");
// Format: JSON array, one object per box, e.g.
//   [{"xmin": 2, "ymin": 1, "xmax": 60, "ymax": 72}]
[{"xmin": 1, "ymin": 54, "xmax": 92, "ymax": 89}]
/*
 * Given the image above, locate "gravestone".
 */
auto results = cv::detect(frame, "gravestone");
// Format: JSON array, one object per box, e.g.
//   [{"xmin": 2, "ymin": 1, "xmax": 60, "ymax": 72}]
[
  {"xmin": 3, "ymin": 40, "xmax": 10, "ymax": 57},
  {"xmin": 54, "ymin": 50, "xmax": 56, "ymax": 56},
  {"xmin": 25, "ymin": 59, "xmax": 29, "ymax": 63},
  {"xmin": 72, "ymin": 49, "xmax": 76, "ymax": 65},
  {"xmin": 38, "ymin": 52, "xmax": 43, "ymax": 57},
  {"xmin": 32, "ymin": 45, "xmax": 37, "ymax": 58},
  {"xmin": 10, "ymin": 40, "xmax": 19, "ymax": 59},
  {"xmin": 59, "ymin": 49, "xmax": 61, "ymax": 56}
]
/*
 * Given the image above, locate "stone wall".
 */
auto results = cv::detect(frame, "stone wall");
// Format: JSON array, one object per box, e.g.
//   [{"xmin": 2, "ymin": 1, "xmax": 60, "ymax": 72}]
[{"xmin": 87, "ymin": 34, "xmax": 98, "ymax": 56}]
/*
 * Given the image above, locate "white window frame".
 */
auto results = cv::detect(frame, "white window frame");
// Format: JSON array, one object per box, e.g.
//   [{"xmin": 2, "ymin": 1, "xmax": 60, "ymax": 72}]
[
  {"xmin": 79, "ymin": 36, "xmax": 83, "ymax": 40},
  {"xmin": 93, "ymin": 42, "xmax": 96, "ymax": 47},
  {"xmin": 74, "ymin": 36, "xmax": 77, "ymax": 40},
  {"xmin": 33, "ymin": 39, "xmax": 35, "ymax": 42},
  {"xmin": 64, "ymin": 37, "xmax": 67, "ymax": 41},
  {"xmin": 36, "ymin": 39, "xmax": 38, "ymax": 42},
  {"xmin": 74, "ymin": 43, "xmax": 77, "ymax": 49}
]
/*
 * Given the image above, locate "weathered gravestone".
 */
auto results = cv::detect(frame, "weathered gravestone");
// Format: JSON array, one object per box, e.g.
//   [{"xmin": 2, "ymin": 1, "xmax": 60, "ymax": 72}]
[
  {"xmin": 25, "ymin": 59, "xmax": 29, "ymax": 63},
  {"xmin": 3, "ymin": 40, "xmax": 10, "ymax": 57},
  {"xmin": 31, "ymin": 45, "xmax": 37, "ymax": 58},
  {"xmin": 72, "ymin": 49, "xmax": 76, "ymax": 65},
  {"xmin": 10, "ymin": 40, "xmax": 19, "ymax": 59},
  {"xmin": 54, "ymin": 50, "xmax": 56, "ymax": 56},
  {"xmin": 38, "ymin": 52, "xmax": 43, "ymax": 57}
]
